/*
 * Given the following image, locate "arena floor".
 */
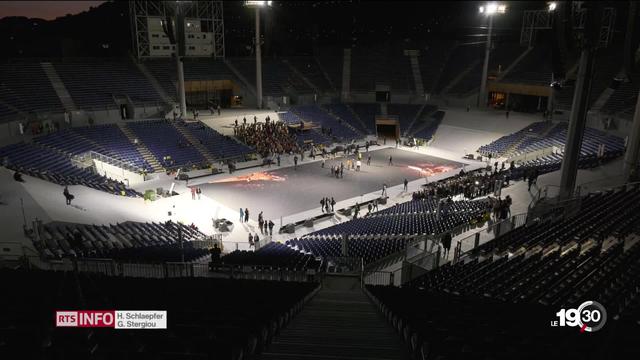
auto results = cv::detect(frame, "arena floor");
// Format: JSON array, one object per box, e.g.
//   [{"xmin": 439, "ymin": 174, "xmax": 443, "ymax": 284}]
[{"xmin": 200, "ymin": 148, "xmax": 464, "ymax": 220}]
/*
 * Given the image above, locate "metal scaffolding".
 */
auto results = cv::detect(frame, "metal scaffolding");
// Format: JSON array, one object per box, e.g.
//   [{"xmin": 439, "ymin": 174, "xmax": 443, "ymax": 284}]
[
  {"xmin": 130, "ymin": 1, "xmax": 225, "ymax": 59},
  {"xmin": 520, "ymin": 5, "xmax": 616, "ymax": 48}
]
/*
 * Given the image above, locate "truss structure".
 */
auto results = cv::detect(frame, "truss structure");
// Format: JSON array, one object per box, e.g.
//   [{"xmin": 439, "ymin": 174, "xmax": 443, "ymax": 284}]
[
  {"xmin": 520, "ymin": 5, "xmax": 616, "ymax": 48},
  {"xmin": 130, "ymin": 1, "xmax": 225, "ymax": 59}
]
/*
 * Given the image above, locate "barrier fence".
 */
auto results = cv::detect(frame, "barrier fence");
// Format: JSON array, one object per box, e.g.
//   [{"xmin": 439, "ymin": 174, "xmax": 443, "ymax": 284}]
[{"xmin": 452, "ymin": 212, "xmax": 529, "ymax": 263}]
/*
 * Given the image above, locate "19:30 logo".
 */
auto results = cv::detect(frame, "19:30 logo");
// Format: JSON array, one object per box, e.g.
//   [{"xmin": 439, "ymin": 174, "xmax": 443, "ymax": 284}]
[{"xmin": 551, "ymin": 301, "xmax": 607, "ymax": 333}]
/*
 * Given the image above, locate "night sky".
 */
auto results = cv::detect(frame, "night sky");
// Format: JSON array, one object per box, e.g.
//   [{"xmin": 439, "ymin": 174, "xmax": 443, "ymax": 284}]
[{"xmin": 0, "ymin": 1, "xmax": 105, "ymax": 20}]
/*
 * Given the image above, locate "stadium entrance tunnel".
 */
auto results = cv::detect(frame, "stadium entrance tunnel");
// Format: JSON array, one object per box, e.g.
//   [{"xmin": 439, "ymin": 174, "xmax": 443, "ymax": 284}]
[
  {"xmin": 376, "ymin": 124, "xmax": 398, "ymax": 140},
  {"xmin": 376, "ymin": 118, "xmax": 400, "ymax": 140}
]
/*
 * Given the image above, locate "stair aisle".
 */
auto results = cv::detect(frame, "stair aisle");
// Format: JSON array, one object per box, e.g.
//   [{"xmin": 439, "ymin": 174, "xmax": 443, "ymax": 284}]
[
  {"xmin": 117, "ymin": 123, "xmax": 164, "ymax": 172},
  {"xmin": 260, "ymin": 275, "xmax": 411, "ymax": 360}
]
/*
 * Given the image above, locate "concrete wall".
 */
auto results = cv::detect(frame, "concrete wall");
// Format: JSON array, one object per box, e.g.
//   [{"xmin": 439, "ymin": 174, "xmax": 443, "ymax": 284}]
[{"xmin": 93, "ymin": 158, "xmax": 145, "ymax": 187}]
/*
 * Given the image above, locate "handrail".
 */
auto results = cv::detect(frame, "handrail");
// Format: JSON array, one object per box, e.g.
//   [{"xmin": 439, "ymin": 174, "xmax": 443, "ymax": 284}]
[
  {"xmin": 452, "ymin": 212, "xmax": 529, "ymax": 263},
  {"xmin": 82, "ymin": 150, "xmax": 145, "ymax": 174}
]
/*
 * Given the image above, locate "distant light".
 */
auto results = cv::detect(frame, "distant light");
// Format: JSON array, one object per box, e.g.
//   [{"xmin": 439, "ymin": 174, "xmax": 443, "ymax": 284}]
[
  {"xmin": 548, "ymin": 2, "xmax": 557, "ymax": 11},
  {"xmin": 245, "ymin": 1, "xmax": 273, "ymax": 7},
  {"xmin": 480, "ymin": 2, "xmax": 506, "ymax": 15}
]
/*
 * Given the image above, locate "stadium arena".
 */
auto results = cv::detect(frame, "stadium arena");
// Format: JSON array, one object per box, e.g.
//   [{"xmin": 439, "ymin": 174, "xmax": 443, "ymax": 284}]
[{"xmin": 0, "ymin": 1, "xmax": 638, "ymax": 359}]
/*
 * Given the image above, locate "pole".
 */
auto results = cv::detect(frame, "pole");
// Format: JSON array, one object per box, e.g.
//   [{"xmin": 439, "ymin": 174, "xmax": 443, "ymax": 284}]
[
  {"xmin": 20, "ymin": 197, "xmax": 27, "ymax": 228},
  {"xmin": 175, "ymin": 5, "xmax": 187, "ymax": 117},
  {"xmin": 479, "ymin": 15, "xmax": 493, "ymax": 108},
  {"xmin": 255, "ymin": 7, "xmax": 263, "ymax": 109},
  {"xmin": 177, "ymin": 55, "xmax": 187, "ymax": 117},
  {"xmin": 623, "ymin": 93, "xmax": 640, "ymax": 180},
  {"xmin": 558, "ymin": 2, "xmax": 600, "ymax": 198}
]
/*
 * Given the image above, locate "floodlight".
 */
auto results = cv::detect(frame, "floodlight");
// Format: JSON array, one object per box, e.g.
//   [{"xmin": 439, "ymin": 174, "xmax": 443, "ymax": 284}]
[
  {"xmin": 548, "ymin": 2, "xmax": 557, "ymax": 11},
  {"xmin": 479, "ymin": 2, "xmax": 506, "ymax": 15},
  {"xmin": 245, "ymin": 1, "xmax": 272, "ymax": 7}
]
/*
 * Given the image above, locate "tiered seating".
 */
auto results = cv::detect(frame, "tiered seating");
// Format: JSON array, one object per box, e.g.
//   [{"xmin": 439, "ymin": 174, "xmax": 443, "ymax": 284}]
[
  {"xmin": 288, "ymin": 235, "xmax": 414, "ymax": 265},
  {"xmin": 478, "ymin": 121, "xmax": 554, "ymax": 157},
  {"xmin": 447, "ymin": 43, "xmax": 523, "ymax": 96},
  {"xmin": 412, "ymin": 110, "xmax": 444, "ymax": 140},
  {"xmin": 0, "ymin": 63, "xmax": 65, "ymax": 116},
  {"xmin": 351, "ymin": 45, "xmax": 390, "ymax": 91},
  {"xmin": 33, "ymin": 129, "xmax": 98, "ymax": 156},
  {"xmin": 366, "ymin": 187, "xmax": 640, "ymax": 360},
  {"xmin": 602, "ymin": 70, "xmax": 639, "ymax": 118},
  {"xmin": 283, "ymin": 198, "xmax": 489, "ymax": 265},
  {"xmin": 71, "ymin": 124, "xmax": 152, "ymax": 172},
  {"xmin": 278, "ymin": 111, "xmax": 332, "ymax": 145},
  {"xmin": 316, "ymin": 48, "xmax": 343, "ymax": 91},
  {"xmin": 504, "ymin": 123, "xmax": 625, "ymax": 178},
  {"xmin": 308, "ymin": 201, "xmax": 488, "ymax": 237},
  {"xmin": 290, "ymin": 105, "xmax": 361, "ymax": 141},
  {"xmin": 434, "ymin": 43, "xmax": 484, "ymax": 94},
  {"xmin": 366, "ymin": 278, "xmax": 638, "ymax": 359},
  {"xmin": 127, "ymin": 120, "xmax": 206, "ymax": 168},
  {"xmin": 555, "ymin": 45, "xmax": 623, "ymax": 111},
  {"xmin": 178, "ymin": 121, "xmax": 252, "ymax": 160},
  {"xmin": 0, "ymin": 142, "xmax": 140, "ymax": 197},
  {"xmin": 286, "ymin": 57, "xmax": 334, "ymax": 93},
  {"xmin": 53, "ymin": 61, "xmax": 162, "ymax": 109},
  {"xmin": 478, "ymin": 186, "xmax": 640, "ymax": 254},
  {"xmin": 146, "ymin": 59, "xmax": 237, "ymax": 100},
  {"xmin": 35, "ymin": 220, "xmax": 207, "ymax": 261},
  {"xmin": 418, "ymin": 41, "xmax": 456, "ymax": 93},
  {"xmin": 348, "ymin": 103, "xmax": 379, "ymax": 133},
  {"xmin": 223, "ymin": 242, "xmax": 322, "ymax": 270},
  {"xmin": 322, "ymin": 103, "xmax": 369, "ymax": 134},
  {"xmin": 228, "ymin": 58, "xmax": 312, "ymax": 96},
  {"xmin": 0, "ymin": 269, "xmax": 318, "ymax": 359},
  {"xmin": 387, "ymin": 104, "xmax": 422, "ymax": 133},
  {"xmin": 502, "ymin": 45, "xmax": 553, "ymax": 86}
]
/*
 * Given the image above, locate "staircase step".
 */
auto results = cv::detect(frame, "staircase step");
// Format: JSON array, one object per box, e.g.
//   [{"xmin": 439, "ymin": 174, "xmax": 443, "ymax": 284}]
[{"xmin": 259, "ymin": 276, "xmax": 410, "ymax": 360}]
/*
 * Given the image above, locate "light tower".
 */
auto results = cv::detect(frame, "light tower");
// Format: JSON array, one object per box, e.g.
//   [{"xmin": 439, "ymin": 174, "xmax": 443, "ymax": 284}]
[
  {"xmin": 478, "ymin": 3, "xmax": 506, "ymax": 108},
  {"xmin": 245, "ymin": 1, "xmax": 272, "ymax": 109}
]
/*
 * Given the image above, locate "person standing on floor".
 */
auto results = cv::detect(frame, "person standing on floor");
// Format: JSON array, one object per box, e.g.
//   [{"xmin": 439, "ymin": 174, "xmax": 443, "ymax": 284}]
[
  {"xmin": 254, "ymin": 233, "xmax": 260, "ymax": 248},
  {"xmin": 239, "ymin": 208, "xmax": 244, "ymax": 223},
  {"xmin": 268, "ymin": 220, "xmax": 274, "ymax": 236},
  {"xmin": 367, "ymin": 155, "xmax": 371, "ymax": 166},
  {"xmin": 63, "ymin": 186, "xmax": 74, "ymax": 205},
  {"xmin": 248, "ymin": 233, "xmax": 254, "ymax": 248},
  {"xmin": 403, "ymin": 178, "xmax": 408, "ymax": 192},
  {"xmin": 441, "ymin": 232, "xmax": 452, "ymax": 259},
  {"xmin": 389, "ymin": 155, "xmax": 393, "ymax": 166},
  {"xmin": 197, "ymin": 187, "xmax": 201, "ymax": 200},
  {"xmin": 294, "ymin": 155, "xmax": 298, "ymax": 170},
  {"xmin": 258, "ymin": 211, "xmax": 264, "ymax": 234},
  {"xmin": 244, "ymin": 208, "xmax": 249, "ymax": 223},
  {"xmin": 331, "ymin": 197, "xmax": 336, "ymax": 212},
  {"xmin": 320, "ymin": 198, "xmax": 325, "ymax": 213},
  {"xmin": 191, "ymin": 187, "xmax": 196, "ymax": 200}
]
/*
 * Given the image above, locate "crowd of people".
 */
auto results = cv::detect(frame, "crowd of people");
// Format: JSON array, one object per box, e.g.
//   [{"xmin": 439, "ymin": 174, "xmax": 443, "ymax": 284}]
[
  {"xmin": 234, "ymin": 117, "xmax": 300, "ymax": 157},
  {"xmin": 413, "ymin": 167, "xmax": 511, "ymax": 201},
  {"xmin": 239, "ymin": 208, "xmax": 276, "ymax": 247},
  {"xmin": 320, "ymin": 197, "xmax": 336, "ymax": 213}
]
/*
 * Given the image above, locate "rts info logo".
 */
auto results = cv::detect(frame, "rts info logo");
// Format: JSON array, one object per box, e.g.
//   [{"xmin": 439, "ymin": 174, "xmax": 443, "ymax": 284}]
[{"xmin": 550, "ymin": 301, "xmax": 607, "ymax": 333}]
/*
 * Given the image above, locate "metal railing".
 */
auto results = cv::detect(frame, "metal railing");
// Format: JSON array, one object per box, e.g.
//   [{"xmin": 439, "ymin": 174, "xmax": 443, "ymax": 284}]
[
  {"xmin": 80, "ymin": 150, "xmax": 145, "ymax": 174},
  {"xmin": 452, "ymin": 212, "xmax": 529, "ymax": 263}
]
